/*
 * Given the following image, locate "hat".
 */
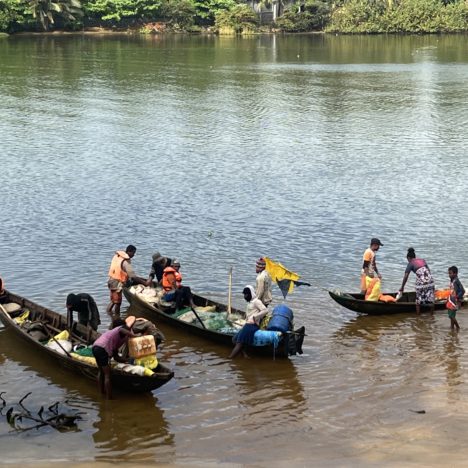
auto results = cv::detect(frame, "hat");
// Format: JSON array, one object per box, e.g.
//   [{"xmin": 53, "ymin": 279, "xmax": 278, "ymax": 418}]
[
  {"xmin": 256, "ymin": 257, "xmax": 266, "ymax": 269},
  {"xmin": 152, "ymin": 252, "xmax": 162, "ymax": 261},
  {"xmin": 125, "ymin": 315, "xmax": 136, "ymax": 329},
  {"xmin": 173, "ymin": 259, "xmax": 180, "ymax": 266},
  {"xmin": 370, "ymin": 238, "xmax": 384, "ymax": 246}
]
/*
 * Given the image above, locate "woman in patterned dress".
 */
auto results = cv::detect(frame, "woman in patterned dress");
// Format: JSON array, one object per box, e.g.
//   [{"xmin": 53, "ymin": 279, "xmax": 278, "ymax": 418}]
[{"xmin": 398, "ymin": 247, "xmax": 435, "ymax": 315}]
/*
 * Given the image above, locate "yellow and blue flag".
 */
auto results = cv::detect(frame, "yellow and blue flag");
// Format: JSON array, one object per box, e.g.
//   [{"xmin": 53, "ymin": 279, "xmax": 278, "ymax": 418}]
[{"xmin": 264, "ymin": 257, "xmax": 310, "ymax": 298}]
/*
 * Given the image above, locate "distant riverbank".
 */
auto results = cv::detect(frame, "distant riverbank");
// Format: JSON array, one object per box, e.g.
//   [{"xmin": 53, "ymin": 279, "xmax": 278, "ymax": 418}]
[{"xmin": 1, "ymin": 0, "xmax": 467, "ymax": 36}]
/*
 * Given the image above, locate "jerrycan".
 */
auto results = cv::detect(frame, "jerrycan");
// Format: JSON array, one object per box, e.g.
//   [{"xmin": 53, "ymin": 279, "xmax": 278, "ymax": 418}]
[{"xmin": 128, "ymin": 335, "xmax": 156, "ymax": 359}]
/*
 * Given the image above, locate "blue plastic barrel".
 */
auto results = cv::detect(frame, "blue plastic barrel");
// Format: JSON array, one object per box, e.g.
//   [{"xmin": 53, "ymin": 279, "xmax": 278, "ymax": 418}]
[{"xmin": 267, "ymin": 304, "xmax": 293, "ymax": 333}]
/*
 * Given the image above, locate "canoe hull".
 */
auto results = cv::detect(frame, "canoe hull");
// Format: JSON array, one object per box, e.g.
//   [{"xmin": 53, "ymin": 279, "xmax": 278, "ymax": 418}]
[
  {"xmin": 0, "ymin": 291, "xmax": 174, "ymax": 393},
  {"xmin": 123, "ymin": 288, "xmax": 302, "ymax": 358},
  {"xmin": 329, "ymin": 290, "xmax": 448, "ymax": 315}
]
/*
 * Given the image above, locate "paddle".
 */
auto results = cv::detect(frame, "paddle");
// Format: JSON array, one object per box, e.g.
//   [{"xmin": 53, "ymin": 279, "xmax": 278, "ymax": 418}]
[{"xmin": 190, "ymin": 307, "xmax": 206, "ymax": 329}]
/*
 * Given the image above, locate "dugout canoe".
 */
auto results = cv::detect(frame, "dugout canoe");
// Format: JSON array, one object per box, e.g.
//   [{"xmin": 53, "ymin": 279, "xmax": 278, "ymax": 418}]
[
  {"xmin": 0, "ymin": 290, "xmax": 174, "ymax": 393},
  {"xmin": 329, "ymin": 290, "xmax": 449, "ymax": 315},
  {"xmin": 123, "ymin": 287, "xmax": 305, "ymax": 358}
]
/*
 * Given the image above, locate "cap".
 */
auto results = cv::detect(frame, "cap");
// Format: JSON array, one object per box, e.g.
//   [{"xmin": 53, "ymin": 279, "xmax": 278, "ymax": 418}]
[
  {"xmin": 152, "ymin": 252, "xmax": 162, "ymax": 261},
  {"xmin": 370, "ymin": 238, "xmax": 384, "ymax": 246},
  {"xmin": 173, "ymin": 259, "xmax": 180, "ymax": 267},
  {"xmin": 256, "ymin": 257, "xmax": 266, "ymax": 269},
  {"xmin": 125, "ymin": 315, "xmax": 136, "ymax": 329}
]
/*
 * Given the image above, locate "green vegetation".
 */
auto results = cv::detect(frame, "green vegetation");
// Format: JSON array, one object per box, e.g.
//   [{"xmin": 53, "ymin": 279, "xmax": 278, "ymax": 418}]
[
  {"xmin": 0, "ymin": 0, "xmax": 466, "ymax": 33},
  {"xmin": 327, "ymin": 0, "xmax": 468, "ymax": 33}
]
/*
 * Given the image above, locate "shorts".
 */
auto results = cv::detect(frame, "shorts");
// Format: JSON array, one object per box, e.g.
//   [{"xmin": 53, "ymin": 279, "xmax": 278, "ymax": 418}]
[
  {"xmin": 448, "ymin": 309, "xmax": 457, "ymax": 319},
  {"xmin": 108, "ymin": 279, "xmax": 123, "ymax": 304},
  {"xmin": 92, "ymin": 345, "xmax": 110, "ymax": 367}
]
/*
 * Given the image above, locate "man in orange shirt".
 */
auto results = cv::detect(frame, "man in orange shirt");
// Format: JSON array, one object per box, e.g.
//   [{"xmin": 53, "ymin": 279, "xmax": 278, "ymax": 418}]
[{"xmin": 360, "ymin": 238, "xmax": 383, "ymax": 294}]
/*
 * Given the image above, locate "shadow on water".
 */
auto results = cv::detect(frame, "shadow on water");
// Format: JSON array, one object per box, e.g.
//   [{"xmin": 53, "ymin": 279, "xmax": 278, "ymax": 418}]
[{"xmin": 0, "ymin": 327, "xmax": 175, "ymax": 462}]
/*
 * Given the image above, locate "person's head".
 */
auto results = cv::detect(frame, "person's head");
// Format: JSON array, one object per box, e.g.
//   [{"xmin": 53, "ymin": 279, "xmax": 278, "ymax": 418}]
[
  {"xmin": 173, "ymin": 259, "xmax": 181, "ymax": 270},
  {"xmin": 256, "ymin": 257, "xmax": 266, "ymax": 273},
  {"xmin": 152, "ymin": 252, "xmax": 163, "ymax": 263},
  {"xmin": 243, "ymin": 285, "xmax": 255, "ymax": 302},
  {"xmin": 448, "ymin": 266, "xmax": 458, "ymax": 280},
  {"xmin": 370, "ymin": 238, "xmax": 383, "ymax": 252},
  {"xmin": 66, "ymin": 293, "xmax": 78, "ymax": 310},
  {"xmin": 111, "ymin": 317, "xmax": 126, "ymax": 328},
  {"xmin": 126, "ymin": 245, "xmax": 137, "ymax": 259},
  {"xmin": 407, "ymin": 247, "xmax": 416, "ymax": 260}
]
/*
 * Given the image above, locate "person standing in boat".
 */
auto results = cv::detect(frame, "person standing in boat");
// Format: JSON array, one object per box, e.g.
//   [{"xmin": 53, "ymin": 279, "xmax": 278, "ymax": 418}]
[
  {"xmin": 148, "ymin": 252, "xmax": 173, "ymax": 284},
  {"xmin": 106, "ymin": 245, "xmax": 149, "ymax": 318},
  {"xmin": 360, "ymin": 238, "xmax": 383, "ymax": 294},
  {"xmin": 66, "ymin": 293, "xmax": 101, "ymax": 331},
  {"xmin": 229, "ymin": 285, "xmax": 268, "ymax": 359},
  {"xmin": 398, "ymin": 247, "xmax": 435, "ymax": 315},
  {"xmin": 255, "ymin": 257, "xmax": 272, "ymax": 307},
  {"xmin": 92, "ymin": 316, "xmax": 136, "ymax": 399}
]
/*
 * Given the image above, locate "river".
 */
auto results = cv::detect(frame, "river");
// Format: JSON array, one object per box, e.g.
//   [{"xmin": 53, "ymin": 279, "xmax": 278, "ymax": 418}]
[{"xmin": 1, "ymin": 33, "xmax": 468, "ymax": 465}]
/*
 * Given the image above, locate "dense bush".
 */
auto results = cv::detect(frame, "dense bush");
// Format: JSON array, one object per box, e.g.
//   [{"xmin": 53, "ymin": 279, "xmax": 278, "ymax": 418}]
[
  {"xmin": 215, "ymin": 3, "xmax": 257, "ymax": 33},
  {"xmin": 275, "ymin": 0, "xmax": 331, "ymax": 32},
  {"xmin": 0, "ymin": 0, "xmax": 29, "ymax": 32},
  {"xmin": 327, "ymin": 0, "xmax": 468, "ymax": 33}
]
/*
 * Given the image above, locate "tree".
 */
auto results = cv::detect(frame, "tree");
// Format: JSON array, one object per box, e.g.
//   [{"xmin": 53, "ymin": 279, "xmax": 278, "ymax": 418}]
[{"xmin": 28, "ymin": 0, "xmax": 83, "ymax": 30}]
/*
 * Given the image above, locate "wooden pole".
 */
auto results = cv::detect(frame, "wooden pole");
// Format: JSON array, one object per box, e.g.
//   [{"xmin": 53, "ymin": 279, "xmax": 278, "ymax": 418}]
[{"xmin": 227, "ymin": 266, "xmax": 233, "ymax": 315}]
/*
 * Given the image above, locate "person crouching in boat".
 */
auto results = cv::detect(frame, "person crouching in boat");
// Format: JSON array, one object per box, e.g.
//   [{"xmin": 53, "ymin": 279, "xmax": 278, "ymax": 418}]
[
  {"xmin": 229, "ymin": 285, "xmax": 268, "ymax": 359},
  {"xmin": 148, "ymin": 252, "xmax": 173, "ymax": 285},
  {"xmin": 66, "ymin": 293, "xmax": 101, "ymax": 331},
  {"xmin": 92, "ymin": 316, "xmax": 136, "ymax": 399},
  {"xmin": 162, "ymin": 260, "xmax": 195, "ymax": 312},
  {"xmin": 398, "ymin": 247, "xmax": 435, "ymax": 315}
]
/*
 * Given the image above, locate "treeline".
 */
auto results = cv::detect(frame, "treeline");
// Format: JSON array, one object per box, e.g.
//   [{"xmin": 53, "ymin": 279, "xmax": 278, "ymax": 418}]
[{"xmin": 1, "ymin": 0, "xmax": 467, "ymax": 34}]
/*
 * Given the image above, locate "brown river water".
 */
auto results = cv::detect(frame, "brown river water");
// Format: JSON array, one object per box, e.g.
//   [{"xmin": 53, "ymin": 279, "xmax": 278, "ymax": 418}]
[{"xmin": 1, "ymin": 34, "xmax": 468, "ymax": 465}]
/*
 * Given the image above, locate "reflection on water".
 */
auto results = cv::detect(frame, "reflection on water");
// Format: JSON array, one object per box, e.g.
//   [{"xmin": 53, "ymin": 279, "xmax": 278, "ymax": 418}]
[
  {"xmin": 93, "ymin": 394, "xmax": 174, "ymax": 463},
  {"xmin": 1, "ymin": 33, "xmax": 468, "ymax": 464}
]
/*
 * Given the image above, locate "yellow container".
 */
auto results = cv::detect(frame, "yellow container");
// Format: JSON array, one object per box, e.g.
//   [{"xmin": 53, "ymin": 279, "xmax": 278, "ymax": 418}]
[{"xmin": 128, "ymin": 335, "xmax": 156, "ymax": 359}]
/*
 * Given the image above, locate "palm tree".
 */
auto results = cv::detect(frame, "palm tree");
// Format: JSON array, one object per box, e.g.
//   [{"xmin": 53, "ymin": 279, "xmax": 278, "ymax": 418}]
[{"xmin": 28, "ymin": 0, "xmax": 83, "ymax": 30}]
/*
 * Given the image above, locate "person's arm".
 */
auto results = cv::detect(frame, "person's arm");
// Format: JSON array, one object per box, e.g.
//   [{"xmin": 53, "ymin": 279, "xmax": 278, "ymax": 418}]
[
  {"xmin": 455, "ymin": 280, "xmax": 464, "ymax": 306},
  {"xmin": 66, "ymin": 306, "xmax": 73, "ymax": 330},
  {"xmin": 399, "ymin": 272, "xmax": 409, "ymax": 292},
  {"xmin": 252, "ymin": 299, "xmax": 268, "ymax": 324},
  {"xmin": 374, "ymin": 259, "xmax": 382, "ymax": 279}
]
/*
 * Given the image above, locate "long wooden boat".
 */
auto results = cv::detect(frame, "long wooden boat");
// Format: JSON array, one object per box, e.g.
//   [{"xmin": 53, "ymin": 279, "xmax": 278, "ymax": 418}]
[
  {"xmin": 329, "ymin": 290, "xmax": 449, "ymax": 315},
  {"xmin": 0, "ymin": 290, "xmax": 174, "ymax": 393},
  {"xmin": 123, "ymin": 287, "xmax": 305, "ymax": 358}
]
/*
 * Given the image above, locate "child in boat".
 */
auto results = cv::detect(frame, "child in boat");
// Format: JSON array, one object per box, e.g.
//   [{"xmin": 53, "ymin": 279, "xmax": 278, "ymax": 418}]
[
  {"xmin": 447, "ymin": 266, "xmax": 464, "ymax": 331},
  {"xmin": 92, "ymin": 316, "xmax": 136, "ymax": 399},
  {"xmin": 229, "ymin": 285, "xmax": 268, "ymax": 359}
]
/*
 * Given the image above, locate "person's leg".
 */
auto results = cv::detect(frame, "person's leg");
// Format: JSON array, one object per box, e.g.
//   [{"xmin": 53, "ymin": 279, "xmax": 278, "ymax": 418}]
[
  {"xmin": 102, "ymin": 365, "xmax": 112, "ymax": 399},
  {"xmin": 429, "ymin": 303, "xmax": 435, "ymax": 316},
  {"xmin": 416, "ymin": 304, "xmax": 421, "ymax": 315},
  {"xmin": 229, "ymin": 343, "xmax": 243, "ymax": 359},
  {"xmin": 97, "ymin": 367, "xmax": 105, "ymax": 394}
]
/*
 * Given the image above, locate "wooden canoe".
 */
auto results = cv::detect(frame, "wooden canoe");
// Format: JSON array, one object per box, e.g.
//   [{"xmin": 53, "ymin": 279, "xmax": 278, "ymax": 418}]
[
  {"xmin": 0, "ymin": 290, "xmax": 174, "ymax": 393},
  {"xmin": 329, "ymin": 290, "xmax": 449, "ymax": 315},
  {"xmin": 123, "ymin": 287, "xmax": 305, "ymax": 358}
]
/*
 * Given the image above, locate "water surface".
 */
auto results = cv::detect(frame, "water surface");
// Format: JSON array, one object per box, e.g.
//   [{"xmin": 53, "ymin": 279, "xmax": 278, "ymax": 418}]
[{"xmin": 1, "ymin": 34, "xmax": 468, "ymax": 465}]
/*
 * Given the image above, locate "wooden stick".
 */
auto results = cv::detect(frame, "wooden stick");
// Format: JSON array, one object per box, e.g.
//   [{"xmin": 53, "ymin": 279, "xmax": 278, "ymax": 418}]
[{"xmin": 227, "ymin": 266, "xmax": 233, "ymax": 315}]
